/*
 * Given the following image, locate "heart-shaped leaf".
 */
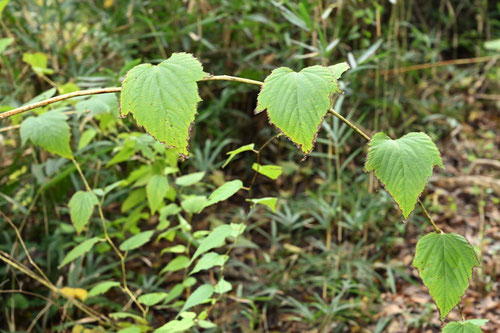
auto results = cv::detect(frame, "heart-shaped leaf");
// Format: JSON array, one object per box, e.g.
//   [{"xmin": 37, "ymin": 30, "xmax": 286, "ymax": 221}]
[
  {"xmin": 365, "ymin": 132, "xmax": 443, "ymax": 218},
  {"xmin": 120, "ymin": 53, "xmax": 206, "ymax": 157},
  {"xmin": 256, "ymin": 65, "xmax": 344, "ymax": 155}
]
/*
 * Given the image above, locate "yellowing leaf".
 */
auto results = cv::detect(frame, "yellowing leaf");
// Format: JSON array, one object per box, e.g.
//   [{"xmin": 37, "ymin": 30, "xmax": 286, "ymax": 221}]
[{"xmin": 60, "ymin": 287, "xmax": 88, "ymax": 301}]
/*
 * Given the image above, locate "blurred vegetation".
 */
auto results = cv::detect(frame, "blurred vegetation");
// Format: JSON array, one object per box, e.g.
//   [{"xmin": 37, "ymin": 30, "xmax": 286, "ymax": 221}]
[{"xmin": 0, "ymin": 0, "xmax": 499, "ymax": 332}]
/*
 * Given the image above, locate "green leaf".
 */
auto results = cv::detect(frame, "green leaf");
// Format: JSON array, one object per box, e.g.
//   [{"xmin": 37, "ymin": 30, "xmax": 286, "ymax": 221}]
[
  {"xmin": 88, "ymin": 281, "xmax": 120, "ymax": 297},
  {"xmin": 252, "ymin": 163, "xmax": 282, "ymax": 180},
  {"xmin": 160, "ymin": 255, "xmax": 190, "ymax": 273},
  {"xmin": 443, "ymin": 322, "xmax": 483, "ymax": 333},
  {"xmin": 179, "ymin": 284, "xmax": 214, "ymax": 314},
  {"xmin": 0, "ymin": 37, "xmax": 13, "ymax": 54},
  {"xmin": 246, "ymin": 197, "xmax": 278, "ymax": 213},
  {"xmin": 78, "ymin": 128, "xmax": 97, "ymax": 150},
  {"xmin": 0, "ymin": 0, "xmax": 10, "ymax": 17},
  {"xmin": 119, "ymin": 230, "xmax": 154, "ymax": 251},
  {"xmin": 191, "ymin": 223, "xmax": 246, "ymax": 262},
  {"xmin": 120, "ymin": 53, "xmax": 206, "ymax": 157},
  {"xmin": 181, "ymin": 195, "xmax": 208, "ymax": 214},
  {"xmin": 205, "ymin": 180, "xmax": 242, "ymax": 207},
  {"xmin": 76, "ymin": 93, "xmax": 118, "ymax": 117},
  {"xmin": 146, "ymin": 175, "xmax": 169, "ymax": 214},
  {"xmin": 214, "ymin": 277, "xmax": 232, "ymax": 294},
  {"xmin": 155, "ymin": 318, "xmax": 194, "ymax": 333},
  {"xmin": 465, "ymin": 319, "xmax": 488, "ymax": 327},
  {"xmin": 138, "ymin": 292, "xmax": 168, "ymax": 306},
  {"xmin": 68, "ymin": 191, "xmax": 99, "ymax": 233},
  {"xmin": 59, "ymin": 237, "xmax": 102, "ymax": 267},
  {"xmin": 255, "ymin": 66, "xmax": 341, "ymax": 154},
  {"xmin": 484, "ymin": 39, "xmax": 500, "ymax": 51},
  {"xmin": 20, "ymin": 111, "xmax": 73, "ymax": 159},
  {"xmin": 222, "ymin": 144, "xmax": 255, "ymax": 167},
  {"xmin": 175, "ymin": 171, "xmax": 205, "ymax": 186},
  {"xmin": 190, "ymin": 252, "xmax": 228, "ymax": 275},
  {"xmin": 412, "ymin": 233, "xmax": 479, "ymax": 320},
  {"xmin": 327, "ymin": 62, "xmax": 350, "ymax": 79},
  {"xmin": 364, "ymin": 132, "xmax": 444, "ymax": 218},
  {"xmin": 22, "ymin": 52, "xmax": 54, "ymax": 75}
]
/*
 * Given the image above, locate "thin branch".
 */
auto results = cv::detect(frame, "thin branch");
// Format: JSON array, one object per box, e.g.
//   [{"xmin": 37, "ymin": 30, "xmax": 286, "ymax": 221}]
[
  {"xmin": 0, "ymin": 75, "xmax": 263, "ymax": 120},
  {"xmin": 0, "ymin": 87, "xmax": 122, "ymax": 120},
  {"xmin": 328, "ymin": 109, "xmax": 371, "ymax": 142},
  {"xmin": 418, "ymin": 199, "xmax": 442, "ymax": 233}
]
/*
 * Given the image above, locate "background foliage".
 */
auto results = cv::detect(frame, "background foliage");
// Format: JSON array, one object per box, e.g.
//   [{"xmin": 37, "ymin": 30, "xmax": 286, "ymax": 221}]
[{"xmin": 0, "ymin": 0, "xmax": 499, "ymax": 332}]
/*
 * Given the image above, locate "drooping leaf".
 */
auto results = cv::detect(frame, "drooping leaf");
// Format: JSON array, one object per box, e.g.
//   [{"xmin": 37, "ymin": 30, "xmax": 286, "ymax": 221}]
[
  {"xmin": 190, "ymin": 252, "xmax": 228, "ymax": 275},
  {"xmin": 205, "ymin": 180, "xmax": 242, "ymax": 207},
  {"xmin": 60, "ymin": 237, "xmax": 103, "ymax": 267},
  {"xmin": 246, "ymin": 197, "xmax": 278, "ymax": 212},
  {"xmin": 179, "ymin": 284, "xmax": 214, "ymax": 314},
  {"xmin": 365, "ymin": 132, "xmax": 444, "ymax": 218},
  {"xmin": 20, "ymin": 111, "xmax": 73, "ymax": 159},
  {"xmin": 138, "ymin": 292, "xmax": 168, "ymax": 306},
  {"xmin": 68, "ymin": 191, "xmax": 99, "ymax": 233},
  {"xmin": 191, "ymin": 223, "xmax": 246, "ymax": 262},
  {"xmin": 119, "ymin": 230, "xmax": 154, "ymax": 251},
  {"xmin": 252, "ymin": 163, "xmax": 282, "ymax": 180},
  {"xmin": 442, "ymin": 321, "xmax": 483, "ymax": 333},
  {"xmin": 222, "ymin": 144, "xmax": 255, "ymax": 168},
  {"xmin": 255, "ymin": 66, "xmax": 341, "ymax": 154},
  {"xmin": 88, "ymin": 281, "xmax": 120, "ymax": 297},
  {"xmin": 146, "ymin": 175, "xmax": 169, "ymax": 214},
  {"xmin": 175, "ymin": 171, "xmax": 205, "ymax": 186},
  {"xmin": 413, "ymin": 233, "xmax": 479, "ymax": 320},
  {"xmin": 120, "ymin": 53, "xmax": 206, "ymax": 157}
]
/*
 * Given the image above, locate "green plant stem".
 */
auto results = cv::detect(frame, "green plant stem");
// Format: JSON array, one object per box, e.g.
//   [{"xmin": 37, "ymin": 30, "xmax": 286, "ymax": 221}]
[
  {"xmin": 417, "ymin": 199, "xmax": 442, "ymax": 233},
  {"xmin": 71, "ymin": 158, "xmax": 147, "ymax": 317}
]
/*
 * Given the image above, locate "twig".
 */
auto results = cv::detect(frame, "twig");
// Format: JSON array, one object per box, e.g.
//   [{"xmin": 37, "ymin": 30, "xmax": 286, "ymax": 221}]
[{"xmin": 0, "ymin": 75, "xmax": 264, "ymax": 120}]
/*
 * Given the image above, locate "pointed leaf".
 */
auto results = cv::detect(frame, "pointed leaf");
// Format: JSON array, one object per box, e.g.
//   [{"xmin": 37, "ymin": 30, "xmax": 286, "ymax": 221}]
[
  {"xmin": 191, "ymin": 223, "xmax": 246, "ymax": 262},
  {"xmin": 68, "ymin": 191, "xmax": 99, "ymax": 233},
  {"xmin": 138, "ymin": 292, "xmax": 168, "ymax": 306},
  {"xmin": 223, "ymin": 144, "xmax": 255, "ymax": 167},
  {"xmin": 120, "ymin": 53, "xmax": 206, "ymax": 157},
  {"xmin": 413, "ymin": 232, "xmax": 479, "ymax": 320},
  {"xmin": 246, "ymin": 197, "xmax": 278, "ymax": 212},
  {"xmin": 88, "ymin": 281, "xmax": 120, "ymax": 297},
  {"xmin": 365, "ymin": 132, "xmax": 444, "ymax": 218},
  {"xmin": 190, "ymin": 252, "xmax": 228, "ymax": 275},
  {"xmin": 20, "ymin": 111, "xmax": 73, "ymax": 159},
  {"xmin": 252, "ymin": 163, "xmax": 282, "ymax": 180},
  {"xmin": 119, "ymin": 230, "xmax": 154, "ymax": 251},
  {"xmin": 179, "ymin": 284, "xmax": 214, "ymax": 314},
  {"xmin": 60, "ymin": 237, "xmax": 103, "ymax": 267},
  {"xmin": 160, "ymin": 255, "xmax": 190, "ymax": 274},
  {"xmin": 175, "ymin": 171, "xmax": 205, "ymax": 186},
  {"xmin": 146, "ymin": 175, "xmax": 169, "ymax": 214},
  {"xmin": 205, "ymin": 180, "xmax": 242, "ymax": 207},
  {"xmin": 256, "ymin": 66, "xmax": 341, "ymax": 154}
]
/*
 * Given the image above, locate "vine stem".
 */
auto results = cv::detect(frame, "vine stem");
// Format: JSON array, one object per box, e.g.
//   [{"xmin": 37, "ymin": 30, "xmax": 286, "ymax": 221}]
[
  {"xmin": 0, "ymin": 75, "xmax": 263, "ymax": 120},
  {"xmin": 71, "ymin": 158, "xmax": 147, "ymax": 317}
]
